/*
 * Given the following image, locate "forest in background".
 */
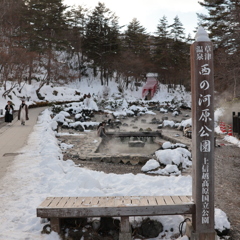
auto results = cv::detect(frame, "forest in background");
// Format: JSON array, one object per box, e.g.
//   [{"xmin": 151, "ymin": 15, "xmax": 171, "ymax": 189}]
[{"xmin": 0, "ymin": 0, "xmax": 240, "ymax": 100}]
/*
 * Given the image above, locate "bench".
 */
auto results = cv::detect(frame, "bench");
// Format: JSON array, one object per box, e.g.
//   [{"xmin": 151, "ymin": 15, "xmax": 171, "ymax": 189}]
[{"xmin": 37, "ymin": 195, "xmax": 195, "ymax": 239}]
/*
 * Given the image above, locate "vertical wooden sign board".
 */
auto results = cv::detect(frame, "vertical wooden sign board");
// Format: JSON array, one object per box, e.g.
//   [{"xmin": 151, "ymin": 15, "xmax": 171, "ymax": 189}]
[{"xmin": 190, "ymin": 27, "xmax": 216, "ymax": 240}]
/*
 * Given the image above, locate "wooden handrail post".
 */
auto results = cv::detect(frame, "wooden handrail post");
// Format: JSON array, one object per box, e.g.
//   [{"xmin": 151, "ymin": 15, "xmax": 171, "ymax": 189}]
[{"xmin": 190, "ymin": 26, "xmax": 217, "ymax": 240}]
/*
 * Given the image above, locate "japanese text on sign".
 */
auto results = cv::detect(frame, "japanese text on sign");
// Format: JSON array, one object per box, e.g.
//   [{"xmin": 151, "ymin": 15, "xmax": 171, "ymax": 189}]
[{"xmin": 196, "ymin": 44, "xmax": 213, "ymax": 225}]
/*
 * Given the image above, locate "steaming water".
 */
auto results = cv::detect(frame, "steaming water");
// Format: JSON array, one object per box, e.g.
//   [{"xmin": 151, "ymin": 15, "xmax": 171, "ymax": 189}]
[{"xmin": 98, "ymin": 137, "xmax": 160, "ymax": 155}]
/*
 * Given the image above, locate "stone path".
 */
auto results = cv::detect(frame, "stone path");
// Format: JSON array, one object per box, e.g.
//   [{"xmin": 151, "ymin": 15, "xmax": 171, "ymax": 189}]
[{"xmin": 0, "ymin": 107, "xmax": 46, "ymax": 180}]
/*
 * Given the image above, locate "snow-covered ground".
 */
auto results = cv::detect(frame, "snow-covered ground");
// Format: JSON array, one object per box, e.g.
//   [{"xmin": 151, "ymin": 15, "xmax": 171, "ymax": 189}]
[
  {"xmin": 0, "ymin": 79, "xmax": 233, "ymax": 239},
  {"xmin": 0, "ymin": 79, "xmax": 191, "ymax": 115}
]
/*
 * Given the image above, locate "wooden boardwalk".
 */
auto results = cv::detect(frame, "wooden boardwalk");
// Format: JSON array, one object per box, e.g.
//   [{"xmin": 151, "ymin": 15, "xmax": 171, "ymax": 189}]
[
  {"xmin": 106, "ymin": 131, "xmax": 162, "ymax": 138},
  {"xmin": 37, "ymin": 195, "xmax": 195, "ymax": 237}
]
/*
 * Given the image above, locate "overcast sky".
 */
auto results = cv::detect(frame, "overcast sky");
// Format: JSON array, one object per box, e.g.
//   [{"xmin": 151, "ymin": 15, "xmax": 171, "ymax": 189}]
[{"xmin": 63, "ymin": 0, "xmax": 207, "ymax": 37}]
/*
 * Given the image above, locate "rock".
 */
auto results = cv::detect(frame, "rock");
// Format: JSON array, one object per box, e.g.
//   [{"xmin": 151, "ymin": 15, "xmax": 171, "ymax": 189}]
[
  {"xmin": 160, "ymin": 108, "xmax": 168, "ymax": 113},
  {"xmin": 151, "ymin": 119, "xmax": 158, "ymax": 124},
  {"xmin": 137, "ymin": 218, "xmax": 163, "ymax": 238},
  {"xmin": 74, "ymin": 124, "xmax": 84, "ymax": 132},
  {"xmin": 172, "ymin": 111, "xmax": 179, "ymax": 117},
  {"xmin": 121, "ymin": 159, "xmax": 129, "ymax": 164},
  {"xmin": 111, "ymin": 157, "xmax": 121, "ymax": 164},
  {"xmin": 92, "ymin": 220, "xmax": 101, "ymax": 230},
  {"xmin": 63, "ymin": 217, "xmax": 88, "ymax": 228},
  {"xmin": 61, "ymin": 123, "xmax": 69, "ymax": 129},
  {"xmin": 99, "ymin": 217, "xmax": 120, "ymax": 233},
  {"xmin": 216, "ymin": 227, "xmax": 230, "ymax": 237},
  {"xmin": 128, "ymin": 140, "xmax": 145, "ymax": 147},
  {"xmin": 130, "ymin": 160, "xmax": 139, "ymax": 165}
]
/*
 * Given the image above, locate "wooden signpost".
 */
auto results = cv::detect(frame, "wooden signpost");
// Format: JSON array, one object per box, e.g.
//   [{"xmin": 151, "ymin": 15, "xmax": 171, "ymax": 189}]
[{"xmin": 190, "ymin": 27, "xmax": 216, "ymax": 240}]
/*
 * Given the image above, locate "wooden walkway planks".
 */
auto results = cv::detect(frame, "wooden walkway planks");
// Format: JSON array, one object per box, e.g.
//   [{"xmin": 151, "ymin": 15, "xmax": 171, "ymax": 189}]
[
  {"xmin": 37, "ymin": 195, "xmax": 195, "ymax": 235},
  {"xmin": 37, "ymin": 195, "xmax": 194, "ymax": 219},
  {"xmin": 38, "ymin": 196, "xmax": 193, "ymax": 208}
]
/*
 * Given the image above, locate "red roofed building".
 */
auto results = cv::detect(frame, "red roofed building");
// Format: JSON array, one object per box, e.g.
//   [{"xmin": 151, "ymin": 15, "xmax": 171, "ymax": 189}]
[{"xmin": 142, "ymin": 74, "xmax": 158, "ymax": 100}]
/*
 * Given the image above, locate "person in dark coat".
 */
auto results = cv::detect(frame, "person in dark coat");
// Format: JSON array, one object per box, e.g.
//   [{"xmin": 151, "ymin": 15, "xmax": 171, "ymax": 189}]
[
  {"xmin": 18, "ymin": 100, "xmax": 29, "ymax": 125},
  {"xmin": 5, "ymin": 101, "xmax": 14, "ymax": 125}
]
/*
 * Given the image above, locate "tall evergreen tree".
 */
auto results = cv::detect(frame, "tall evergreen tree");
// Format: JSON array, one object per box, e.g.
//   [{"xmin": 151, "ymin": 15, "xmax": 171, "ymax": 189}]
[
  {"xmin": 124, "ymin": 18, "xmax": 149, "ymax": 57},
  {"xmin": 83, "ymin": 2, "xmax": 120, "ymax": 85},
  {"xmin": 153, "ymin": 16, "xmax": 171, "ymax": 83},
  {"xmin": 0, "ymin": 0, "xmax": 28, "ymax": 86},
  {"xmin": 198, "ymin": 0, "xmax": 240, "ymax": 97},
  {"xmin": 155, "ymin": 15, "xmax": 169, "ymax": 38},
  {"xmin": 64, "ymin": 5, "xmax": 88, "ymax": 80},
  {"xmin": 153, "ymin": 16, "xmax": 190, "ymax": 87},
  {"xmin": 197, "ymin": 0, "xmax": 232, "ymax": 47},
  {"xmin": 21, "ymin": 0, "xmax": 69, "ymax": 83},
  {"xmin": 169, "ymin": 16, "xmax": 185, "ymax": 41},
  {"xmin": 22, "ymin": 0, "xmax": 69, "ymax": 52},
  {"xmin": 121, "ymin": 18, "xmax": 152, "ymax": 83}
]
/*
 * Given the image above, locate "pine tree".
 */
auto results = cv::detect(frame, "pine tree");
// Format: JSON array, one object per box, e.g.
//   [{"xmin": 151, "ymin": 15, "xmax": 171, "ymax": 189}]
[
  {"xmin": 22, "ymin": 0, "xmax": 69, "ymax": 52},
  {"xmin": 153, "ymin": 16, "xmax": 171, "ymax": 83},
  {"xmin": 169, "ymin": 16, "xmax": 185, "ymax": 41},
  {"xmin": 120, "ymin": 18, "xmax": 152, "ymax": 84},
  {"xmin": 155, "ymin": 16, "xmax": 169, "ymax": 38},
  {"xmin": 0, "ymin": 0, "xmax": 28, "ymax": 85},
  {"xmin": 83, "ymin": 2, "xmax": 120, "ymax": 85},
  {"xmin": 124, "ymin": 18, "xmax": 149, "ymax": 57},
  {"xmin": 153, "ymin": 16, "xmax": 190, "ymax": 88},
  {"xmin": 20, "ymin": 0, "xmax": 69, "ymax": 84},
  {"xmin": 64, "ymin": 5, "xmax": 88, "ymax": 80},
  {"xmin": 197, "ymin": 0, "xmax": 240, "ymax": 96}
]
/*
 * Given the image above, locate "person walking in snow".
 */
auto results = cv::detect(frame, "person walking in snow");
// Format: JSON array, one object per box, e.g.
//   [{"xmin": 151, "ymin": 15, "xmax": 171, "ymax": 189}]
[
  {"xmin": 18, "ymin": 99, "xmax": 29, "ymax": 125},
  {"xmin": 5, "ymin": 101, "xmax": 14, "ymax": 125}
]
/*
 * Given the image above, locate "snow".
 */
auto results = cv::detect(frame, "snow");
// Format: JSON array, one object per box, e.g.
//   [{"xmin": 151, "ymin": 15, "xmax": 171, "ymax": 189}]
[
  {"xmin": 224, "ymin": 135, "xmax": 240, "ymax": 146},
  {"xmin": 146, "ymin": 73, "xmax": 158, "ymax": 77},
  {"xmin": 60, "ymin": 142, "xmax": 74, "ymax": 150},
  {"xmin": 149, "ymin": 164, "xmax": 181, "ymax": 176},
  {"xmin": 179, "ymin": 118, "xmax": 192, "ymax": 128},
  {"xmin": 160, "ymin": 107, "xmax": 168, "ymax": 113},
  {"xmin": 141, "ymin": 159, "xmax": 160, "ymax": 172},
  {"xmin": 0, "ymin": 109, "xmax": 194, "ymax": 239},
  {"xmin": 195, "ymin": 26, "xmax": 210, "ymax": 42},
  {"xmin": 155, "ymin": 148, "xmax": 192, "ymax": 168},
  {"xmin": 0, "ymin": 79, "xmax": 231, "ymax": 239},
  {"xmin": 162, "ymin": 141, "xmax": 172, "ymax": 149},
  {"xmin": 214, "ymin": 209, "xmax": 231, "ymax": 232},
  {"xmin": 163, "ymin": 120, "xmax": 175, "ymax": 127}
]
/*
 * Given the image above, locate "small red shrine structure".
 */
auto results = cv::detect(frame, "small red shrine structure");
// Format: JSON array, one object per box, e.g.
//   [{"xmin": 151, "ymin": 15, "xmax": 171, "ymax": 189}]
[{"xmin": 142, "ymin": 75, "xmax": 158, "ymax": 99}]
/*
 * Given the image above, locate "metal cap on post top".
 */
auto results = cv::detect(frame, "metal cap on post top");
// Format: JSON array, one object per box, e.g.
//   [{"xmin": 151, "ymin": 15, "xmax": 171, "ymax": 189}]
[{"xmin": 195, "ymin": 26, "xmax": 210, "ymax": 42}]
